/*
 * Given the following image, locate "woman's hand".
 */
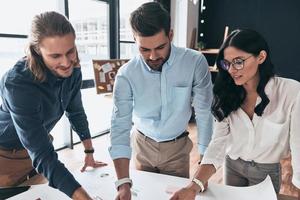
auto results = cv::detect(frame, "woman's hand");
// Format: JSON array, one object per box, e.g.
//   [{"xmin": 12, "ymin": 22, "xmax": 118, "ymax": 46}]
[
  {"xmin": 169, "ymin": 186, "xmax": 198, "ymax": 200},
  {"xmin": 169, "ymin": 180, "xmax": 208, "ymax": 200}
]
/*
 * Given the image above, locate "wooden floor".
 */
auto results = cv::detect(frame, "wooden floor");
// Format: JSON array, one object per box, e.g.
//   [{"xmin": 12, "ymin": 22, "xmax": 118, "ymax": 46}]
[{"xmin": 58, "ymin": 123, "xmax": 298, "ymax": 198}]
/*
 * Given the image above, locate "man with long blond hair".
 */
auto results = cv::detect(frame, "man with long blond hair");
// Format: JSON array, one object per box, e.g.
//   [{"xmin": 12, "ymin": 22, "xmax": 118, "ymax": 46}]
[{"xmin": 0, "ymin": 11, "xmax": 106, "ymax": 200}]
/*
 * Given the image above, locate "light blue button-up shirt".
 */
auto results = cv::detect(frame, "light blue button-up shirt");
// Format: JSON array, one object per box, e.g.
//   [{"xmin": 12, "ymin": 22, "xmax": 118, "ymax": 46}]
[{"xmin": 109, "ymin": 44, "xmax": 213, "ymax": 159}]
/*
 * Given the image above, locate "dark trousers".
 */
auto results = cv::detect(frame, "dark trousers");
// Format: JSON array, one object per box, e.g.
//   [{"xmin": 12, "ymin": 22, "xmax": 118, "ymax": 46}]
[{"xmin": 225, "ymin": 155, "xmax": 281, "ymax": 193}]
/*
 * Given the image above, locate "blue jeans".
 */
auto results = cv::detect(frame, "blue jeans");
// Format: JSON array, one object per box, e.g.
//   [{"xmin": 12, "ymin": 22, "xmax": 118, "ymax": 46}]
[{"xmin": 225, "ymin": 155, "xmax": 281, "ymax": 193}]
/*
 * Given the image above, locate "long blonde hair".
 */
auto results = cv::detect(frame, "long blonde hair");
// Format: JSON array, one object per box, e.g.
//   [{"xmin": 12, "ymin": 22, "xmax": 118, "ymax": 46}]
[{"xmin": 26, "ymin": 11, "xmax": 78, "ymax": 82}]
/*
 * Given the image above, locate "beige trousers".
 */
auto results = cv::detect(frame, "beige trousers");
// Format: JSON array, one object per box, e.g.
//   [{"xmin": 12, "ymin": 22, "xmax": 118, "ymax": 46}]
[{"xmin": 133, "ymin": 130, "xmax": 193, "ymax": 178}]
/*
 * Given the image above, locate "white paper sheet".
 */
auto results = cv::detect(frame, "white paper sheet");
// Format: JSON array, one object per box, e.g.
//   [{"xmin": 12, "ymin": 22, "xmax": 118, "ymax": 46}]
[
  {"xmin": 198, "ymin": 176, "xmax": 278, "ymax": 200},
  {"xmin": 8, "ymin": 184, "xmax": 69, "ymax": 200},
  {"xmin": 101, "ymin": 63, "xmax": 113, "ymax": 74},
  {"xmin": 8, "ymin": 166, "xmax": 277, "ymax": 200}
]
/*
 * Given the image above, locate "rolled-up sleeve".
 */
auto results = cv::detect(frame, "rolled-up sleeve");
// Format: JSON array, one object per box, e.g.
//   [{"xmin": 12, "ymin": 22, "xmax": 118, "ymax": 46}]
[
  {"xmin": 192, "ymin": 55, "xmax": 214, "ymax": 155},
  {"xmin": 201, "ymin": 118, "xmax": 230, "ymax": 170},
  {"xmin": 290, "ymin": 92, "xmax": 300, "ymax": 188},
  {"xmin": 109, "ymin": 70, "xmax": 133, "ymax": 160}
]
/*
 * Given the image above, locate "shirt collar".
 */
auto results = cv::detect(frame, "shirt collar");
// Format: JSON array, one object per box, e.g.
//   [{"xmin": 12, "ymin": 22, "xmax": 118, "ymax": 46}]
[
  {"xmin": 166, "ymin": 43, "xmax": 176, "ymax": 66},
  {"xmin": 255, "ymin": 77, "xmax": 275, "ymax": 105},
  {"xmin": 264, "ymin": 77, "xmax": 275, "ymax": 97},
  {"xmin": 45, "ymin": 68, "xmax": 64, "ymax": 86}
]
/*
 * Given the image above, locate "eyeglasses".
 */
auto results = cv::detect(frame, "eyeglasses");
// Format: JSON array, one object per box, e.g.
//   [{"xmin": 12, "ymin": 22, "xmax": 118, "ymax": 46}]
[{"xmin": 219, "ymin": 55, "xmax": 253, "ymax": 71}]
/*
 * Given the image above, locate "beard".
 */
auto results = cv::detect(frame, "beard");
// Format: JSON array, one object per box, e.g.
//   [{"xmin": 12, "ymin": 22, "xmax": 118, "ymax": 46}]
[
  {"xmin": 50, "ymin": 65, "xmax": 74, "ymax": 78},
  {"xmin": 146, "ymin": 58, "xmax": 166, "ymax": 71},
  {"xmin": 143, "ymin": 42, "xmax": 171, "ymax": 71}
]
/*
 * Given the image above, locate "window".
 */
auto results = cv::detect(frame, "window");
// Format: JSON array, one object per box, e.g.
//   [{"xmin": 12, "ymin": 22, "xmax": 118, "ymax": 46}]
[
  {"xmin": 0, "ymin": 38, "xmax": 27, "ymax": 78},
  {"xmin": 69, "ymin": 0, "xmax": 109, "ymax": 80},
  {"xmin": 69, "ymin": 0, "xmax": 112, "ymax": 143},
  {"xmin": 119, "ymin": 0, "xmax": 152, "ymax": 58},
  {"xmin": 0, "ymin": 1, "xmax": 56, "ymax": 35},
  {"xmin": 0, "ymin": 0, "xmax": 58, "ymax": 79},
  {"xmin": 120, "ymin": 42, "xmax": 139, "ymax": 59}
]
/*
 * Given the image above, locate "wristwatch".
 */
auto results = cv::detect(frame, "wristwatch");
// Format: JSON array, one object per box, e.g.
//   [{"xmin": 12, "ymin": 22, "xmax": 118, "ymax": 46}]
[
  {"xmin": 192, "ymin": 177, "xmax": 205, "ymax": 193},
  {"xmin": 84, "ymin": 148, "xmax": 94, "ymax": 154},
  {"xmin": 115, "ymin": 177, "xmax": 133, "ymax": 190}
]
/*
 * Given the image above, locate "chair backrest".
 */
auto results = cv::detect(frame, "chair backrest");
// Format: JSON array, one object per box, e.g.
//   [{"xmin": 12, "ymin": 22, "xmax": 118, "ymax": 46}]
[{"xmin": 92, "ymin": 59, "xmax": 129, "ymax": 94}]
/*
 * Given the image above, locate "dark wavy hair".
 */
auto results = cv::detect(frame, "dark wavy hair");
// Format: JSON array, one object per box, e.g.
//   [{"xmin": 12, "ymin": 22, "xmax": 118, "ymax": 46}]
[
  {"xmin": 212, "ymin": 29, "xmax": 275, "ymax": 121},
  {"xmin": 26, "ymin": 11, "xmax": 78, "ymax": 82},
  {"xmin": 130, "ymin": 2, "xmax": 170, "ymax": 36}
]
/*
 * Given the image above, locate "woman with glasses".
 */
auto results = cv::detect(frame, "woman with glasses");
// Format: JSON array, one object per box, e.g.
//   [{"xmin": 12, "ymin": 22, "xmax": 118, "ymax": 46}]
[{"xmin": 170, "ymin": 29, "xmax": 300, "ymax": 200}]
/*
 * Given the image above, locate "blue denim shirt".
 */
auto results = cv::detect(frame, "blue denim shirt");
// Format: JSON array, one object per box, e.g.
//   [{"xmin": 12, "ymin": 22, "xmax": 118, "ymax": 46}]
[
  {"xmin": 109, "ymin": 44, "xmax": 213, "ymax": 160},
  {"xmin": 0, "ymin": 58, "xmax": 91, "ymax": 197}
]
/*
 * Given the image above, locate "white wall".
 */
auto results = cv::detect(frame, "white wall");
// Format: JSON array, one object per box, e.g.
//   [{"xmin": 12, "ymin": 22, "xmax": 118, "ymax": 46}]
[
  {"xmin": 171, "ymin": 0, "xmax": 199, "ymax": 48},
  {"xmin": 56, "ymin": 0, "xmax": 66, "ymax": 15}
]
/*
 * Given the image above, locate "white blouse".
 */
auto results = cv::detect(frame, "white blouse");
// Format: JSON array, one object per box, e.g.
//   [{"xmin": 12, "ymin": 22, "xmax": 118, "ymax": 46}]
[{"xmin": 202, "ymin": 77, "xmax": 300, "ymax": 188}]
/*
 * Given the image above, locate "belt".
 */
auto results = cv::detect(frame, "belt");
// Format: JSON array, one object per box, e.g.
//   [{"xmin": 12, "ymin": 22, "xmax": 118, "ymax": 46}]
[
  {"xmin": 24, "ymin": 169, "xmax": 38, "ymax": 181},
  {"xmin": 0, "ymin": 146, "xmax": 29, "ymax": 157},
  {"xmin": 13, "ymin": 168, "xmax": 38, "ymax": 186},
  {"xmin": 137, "ymin": 130, "xmax": 189, "ymax": 143},
  {"xmin": 0, "ymin": 145, "xmax": 27, "ymax": 153}
]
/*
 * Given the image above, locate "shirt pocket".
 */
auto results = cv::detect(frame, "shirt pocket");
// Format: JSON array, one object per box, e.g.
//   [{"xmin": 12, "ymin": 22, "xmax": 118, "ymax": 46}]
[
  {"xmin": 259, "ymin": 119, "xmax": 287, "ymax": 147},
  {"xmin": 172, "ymin": 86, "xmax": 191, "ymax": 112}
]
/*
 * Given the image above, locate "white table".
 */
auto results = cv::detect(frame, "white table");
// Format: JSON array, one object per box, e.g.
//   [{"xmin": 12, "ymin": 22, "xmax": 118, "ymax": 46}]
[{"xmin": 9, "ymin": 166, "xmax": 280, "ymax": 200}]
